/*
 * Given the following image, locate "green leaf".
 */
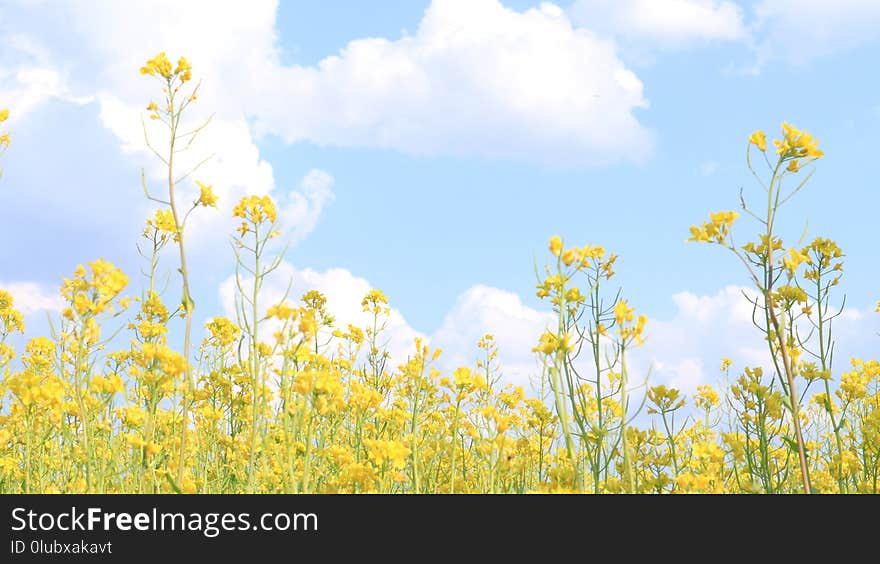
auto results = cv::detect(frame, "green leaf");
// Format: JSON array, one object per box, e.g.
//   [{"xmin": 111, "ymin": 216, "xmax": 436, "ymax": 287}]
[{"xmin": 164, "ymin": 472, "xmax": 183, "ymax": 494}]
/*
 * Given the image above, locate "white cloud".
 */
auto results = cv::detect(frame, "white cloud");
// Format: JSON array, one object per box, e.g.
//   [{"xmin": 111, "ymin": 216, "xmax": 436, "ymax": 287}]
[
  {"xmin": 753, "ymin": 0, "xmax": 880, "ymax": 64},
  {"xmin": 629, "ymin": 285, "xmax": 769, "ymax": 395},
  {"xmin": 0, "ymin": 281, "xmax": 64, "ymax": 315},
  {"xmin": 0, "ymin": 35, "xmax": 92, "ymax": 121},
  {"xmin": 246, "ymin": 0, "xmax": 653, "ymax": 164},
  {"xmin": 0, "ymin": 0, "xmax": 655, "ymax": 276},
  {"xmin": 652, "ymin": 358, "xmax": 705, "ymax": 394},
  {"xmin": 431, "ymin": 285, "xmax": 555, "ymax": 390},
  {"xmin": 7, "ymin": 0, "xmax": 654, "ymax": 169},
  {"xmin": 278, "ymin": 169, "xmax": 335, "ymax": 246},
  {"xmin": 570, "ymin": 0, "xmax": 747, "ymax": 49}
]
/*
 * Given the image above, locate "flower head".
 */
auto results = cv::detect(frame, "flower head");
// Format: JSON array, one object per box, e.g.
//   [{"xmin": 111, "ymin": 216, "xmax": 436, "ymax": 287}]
[
  {"xmin": 140, "ymin": 52, "xmax": 173, "ymax": 78},
  {"xmin": 195, "ymin": 181, "xmax": 218, "ymax": 208},
  {"xmin": 0, "ymin": 108, "xmax": 9, "ymax": 149},
  {"xmin": 140, "ymin": 53, "xmax": 194, "ymax": 83},
  {"xmin": 549, "ymin": 235, "xmax": 563, "ymax": 257},
  {"xmin": 749, "ymin": 130, "xmax": 767, "ymax": 152},
  {"xmin": 175, "ymin": 57, "xmax": 192, "ymax": 82},
  {"xmin": 232, "ymin": 195, "xmax": 278, "ymax": 239},
  {"xmin": 773, "ymin": 121, "xmax": 823, "ymax": 159},
  {"xmin": 688, "ymin": 211, "xmax": 739, "ymax": 245}
]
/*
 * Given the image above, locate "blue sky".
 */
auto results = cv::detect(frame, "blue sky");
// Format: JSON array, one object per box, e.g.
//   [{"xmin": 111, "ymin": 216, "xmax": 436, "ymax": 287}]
[{"xmin": 1, "ymin": 0, "xmax": 879, "ymax": 394}]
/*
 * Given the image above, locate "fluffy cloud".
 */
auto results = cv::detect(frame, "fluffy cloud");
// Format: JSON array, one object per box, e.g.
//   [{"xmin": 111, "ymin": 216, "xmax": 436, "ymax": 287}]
[
  {"xmin": 7, "ymin": 0, "xmax": 880, "ymax": 186},
  {"xmin": 570, "ymin": 0, "xmax": 747, "ymax": 49},
  {"xmin": 0, "ymin": 0, "xmax": 658, "ymax": 280},
  {"xmin": 0, "ymin": 35, "xmax": 92, "ymax": 121},
  {"xmin": 431, "ymin": 285, "xmax": 555, "ymax": 389},
  {"xmin": 250, "ymin": 0, "xmax": 653, "ymax": 164},
  {"xmin": 0, "ymin": 281, "xmax": 64, "ymax": 315},
  {"xmin": 5, "ymin": 0, "xmax": 654, "ymax": 169},
  {"xmin": 277, "ymin": 169, "xmax": 335, "ymax": 246},
  {"xmin": 627, "ymin": 286, "xmax": 770, "ymax": 395}
]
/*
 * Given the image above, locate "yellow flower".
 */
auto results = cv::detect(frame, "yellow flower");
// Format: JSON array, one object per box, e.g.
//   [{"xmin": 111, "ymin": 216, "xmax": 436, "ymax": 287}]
[
  {"xmin": 774, "ymin": 121, "xmax": 823, "ymax": 159},
  {"xmin": 205, "ymin": 317, "xmax": 241, "ymax": 347},
  {"xmin": 232, "ymin": 195, "xmax": 278, "ymax": 230},
  {"xmin": 195, "ymin": 181, "xmax": 218, "ymax": 208},
  {"xmin": 613, "ymin": 299, "xmax": 634, "ymax": 326},
  {"xmin": 532, "ymin": 331, "xmax": 570, "ymax": 355},
  {"xmin": 298, "ymin": 309, "xmax": 318, "ymax": 337},
  {"xmin": 549, "ymin": 235, "xmax": 563, "ymax": 257},
  {"xmin": 361, "ymin": 289, "xmax": 388, "ymax": 314},
  {"xmin": 451, "ymin": 366, "xmax": 473, "ymax": 389},
  {"xmin": 688, "ymin": 224, "xmax": 711, "ymax": 243},
  {"xmin": 783, "ymin": 247, "xmax": 811, "ymax": 277},
  {"xmin": 695, "ymin": 385, "xmax": 720, "ymax": 410},
  {"xmin": 140, "ymin": 52, "xmax": 173, "ymax": 79},
  {"xmin": 688, "ymin": 211, "xmax": 739, "ymax": 245},
  {"xmin": 709, "ymin": 210, "xmax": 739, "ymax": 228},
  {"xmin": 647, "ymin": 384, "xmax": 686, "ymax": 413},
  {"xmin": 266, "ymin": 302, "xmax": 296, "ymax": 321},
  {"xmin": 0, "ymin": 109, "xmax": 9, "ymax": 149},
  {"xmin": 749, "ymin": 130, "xmax": 766, "ymax": 152},
  {"xmin": 60, "ymin": 260, "xmax": 129, "ymax": 318},
  {"xmin": 175, "ymin": 56, "xmax": 192, "ymax": 82},
  {"xmin": 148, "ymin": 208, "xmax": 179, "ymax": 240}
]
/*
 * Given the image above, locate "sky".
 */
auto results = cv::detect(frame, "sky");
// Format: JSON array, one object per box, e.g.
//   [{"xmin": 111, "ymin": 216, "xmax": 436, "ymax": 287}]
[{"xmin": 1, "ymin": 0, "xmax": 879, "ymax": 397}]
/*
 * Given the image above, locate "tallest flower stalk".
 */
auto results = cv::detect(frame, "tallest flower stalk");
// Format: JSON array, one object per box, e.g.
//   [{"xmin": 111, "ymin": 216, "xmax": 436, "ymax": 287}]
[
  {"xmin": 139, "ymin": 53, "xmax": 215, "ymax": 487},
  {"xmin": 689, "ymin": 121, "xmax": 824, "ymax": 493}
]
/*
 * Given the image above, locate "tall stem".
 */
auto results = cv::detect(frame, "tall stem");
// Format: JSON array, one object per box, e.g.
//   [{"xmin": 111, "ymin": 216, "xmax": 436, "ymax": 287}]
[
  {"xmin": 765, "ymin": 168, "xmax": 811, "ymax": 493},
  {"xmin": 165, "ymin": 83, "xmax": 195, "ymax": 488},
  {"xmin": 247, "ymin": 225, "xmax": 261, "ymax": 493}
]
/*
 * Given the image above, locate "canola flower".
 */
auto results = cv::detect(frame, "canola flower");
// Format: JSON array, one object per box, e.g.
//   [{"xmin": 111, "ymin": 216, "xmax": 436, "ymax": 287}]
[
  {"xmin": 0, "ymin": 108, "xmax": 9, "ymax": 150},
  {"xmin": 1, "ymin": 59, "xmax": 880, "ymax": 494},
  {"xmin": 0, "ymin": 108, "xmax": 10, "ymax": 178}
]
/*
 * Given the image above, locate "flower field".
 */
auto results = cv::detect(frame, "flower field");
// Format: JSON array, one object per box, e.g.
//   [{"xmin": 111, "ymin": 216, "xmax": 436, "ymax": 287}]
[{"xmin": 1, "ymin": 54, "xmax": 878, "ymax": 495}]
